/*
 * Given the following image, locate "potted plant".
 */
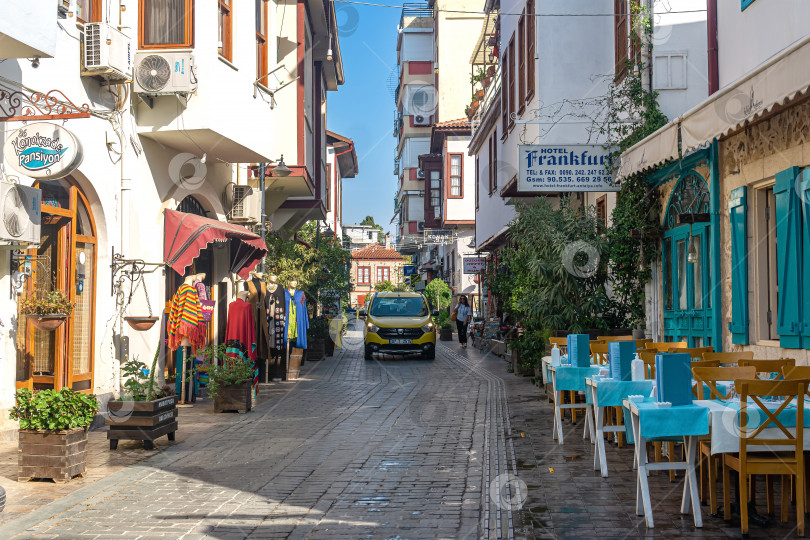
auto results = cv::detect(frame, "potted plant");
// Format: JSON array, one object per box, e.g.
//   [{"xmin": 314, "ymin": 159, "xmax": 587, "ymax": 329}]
[
  {"xmin": 475, "ymin": 89, "xmax": 485, "ymax": 101},
  {"xmin": 307, "ymin": 315, "xmax": 330, "ymax": 361},
  {"xmin": 511, "ymin": 330, "xmax": 546, "ymax": 377},
  {"xmin": 19, "ymin": 290, "xmax": 74, "ymax": 331},
  {"xmin": 487, "ymin": 64, "xmax": 496, "ymax": 77},
  {"xmin": 209, "ymin": 358, "xmax": 255, "ymax": 413},
  {"xmin": 436, "ymin": 312, "xmax": 453, "ymax": 341},
  {"xmin": 10, "ymin": 387, "xmax": 98, "ymax": 483},
  {"xmin": 482, "ymin": 76, "xmax": 491, "ymax": 89},
  {"xmin": 107, "ymin": 346, "xmax": 178, "ymax": 450}
]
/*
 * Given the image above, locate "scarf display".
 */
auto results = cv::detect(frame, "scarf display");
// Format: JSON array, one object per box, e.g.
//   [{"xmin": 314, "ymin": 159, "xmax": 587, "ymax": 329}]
[{"xmin": 167, "ymin": 284, "xmax": 206, "ymax": 350}]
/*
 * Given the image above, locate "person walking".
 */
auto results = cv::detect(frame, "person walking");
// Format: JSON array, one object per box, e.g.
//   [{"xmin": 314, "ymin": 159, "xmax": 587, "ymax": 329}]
[{"xmin": 455, "ymin": 295, "xmax": 472, "ymax": 348}]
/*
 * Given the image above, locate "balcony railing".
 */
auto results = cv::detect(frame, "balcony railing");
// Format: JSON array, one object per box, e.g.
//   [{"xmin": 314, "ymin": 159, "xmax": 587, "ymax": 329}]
[
  {"xmin": 401, "ymin": 2, "xmax": 432, "ymax": 22},
  {"xmin": 471, "ymin": 63, "xmax": 501, "ymax": 137}
]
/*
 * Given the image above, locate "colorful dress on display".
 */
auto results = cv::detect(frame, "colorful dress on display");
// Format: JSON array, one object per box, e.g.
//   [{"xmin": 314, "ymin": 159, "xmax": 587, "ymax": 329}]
[
  {"xmin": 283, "ymin": 289, "xmax": 309, "ymax": 349},
  {"xmin": 225, "ymin": 298, "xmax": 259, "ymax": 386},
  {"xmin": 168, "ymin": 284, "xmax": 206, "ymax": 350}
]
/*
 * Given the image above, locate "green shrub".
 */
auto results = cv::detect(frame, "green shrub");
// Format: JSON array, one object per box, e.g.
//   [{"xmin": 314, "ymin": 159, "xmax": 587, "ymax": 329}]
[
  {"xmin": 10, "ymin": 388, "xmax": 98, "ymax": 431},
  {"xmin": 207, "ymin": 360, "xmax": 255, "ymax": 399}
]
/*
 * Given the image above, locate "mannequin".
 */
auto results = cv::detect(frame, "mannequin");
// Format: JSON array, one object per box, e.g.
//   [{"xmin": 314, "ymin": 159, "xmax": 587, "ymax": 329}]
[
  {"xmin": 168, "ymin": 274, "xmax": 207, "ymax": 403},
  {"xmin": 237, "ymin": 290, "xmax": 250, "ymax": 302},
  {"xmin": 283, "ymin": 280, "xmax": 309, "ymax": 380},
  {"xmin": 225, "ymin": 287, "xmax": 257, "ymax": 390},
  {"xmin": 246, "ymin": 270, "xmax": 272, "ymax": 384},
  {"xmin": 266, "ymin": 274, "xmax": 286, "ymax": 380}
]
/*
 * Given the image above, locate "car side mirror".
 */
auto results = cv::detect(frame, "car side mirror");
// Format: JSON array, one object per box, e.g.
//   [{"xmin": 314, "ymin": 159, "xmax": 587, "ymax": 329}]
[
  {"xmin": 359, "ymin": 310, "xmax": 367, "ymax": 318},
  {"xmin": 432, "ymin": 310, "xmax": 439, "ymax": 317}
]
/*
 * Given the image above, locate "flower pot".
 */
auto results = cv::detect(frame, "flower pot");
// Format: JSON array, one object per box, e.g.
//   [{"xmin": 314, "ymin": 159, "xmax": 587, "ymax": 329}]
[
  {"xmin": 213, "ymin": 381, "xmax": 252, "ymax": 413},
  {"xmin": 487, "ymin": 64, "xmax": 496, "ymax": 77},
  {"xmin": 475, "ymin": 89, "xmax": 484, "ymax": 100},
  {"xmin": 439, "ymin": 328, "xmax": 453, "ymax": 341},
  {"xmin": 482, "ymin": 77, "xmax": 491, "ymax": 88},
  {"xmin": 472, "ymin": 99, "xmax": 480, "ymax": 108},
  {"xmin": 18, "ymin": 427, "xmax": 88, "ymax": 483},
  {"xmin": 107, "ymin": 395, "xmax": 178, "ymax": 450},
  {"xmin": 124, "ymin": 316, "xmax": 159, "ymax": 332},
  {"xmin": 26, "ymin": 314, "xmax": 68, "ymax": 332}
]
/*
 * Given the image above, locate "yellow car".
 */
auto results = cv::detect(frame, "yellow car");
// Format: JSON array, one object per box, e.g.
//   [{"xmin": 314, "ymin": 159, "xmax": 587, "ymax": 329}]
[{"xmin": 360, "ymin": 292, "xmax": 437, "ymax": 360}]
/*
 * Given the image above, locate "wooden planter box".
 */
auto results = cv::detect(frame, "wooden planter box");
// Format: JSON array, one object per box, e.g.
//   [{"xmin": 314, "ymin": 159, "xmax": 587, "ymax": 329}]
[
  {"xmin": 308, "ymin": 338, "xmax": 326, "ymax": 361},
  {"xmin": 18, "ymin": 427, "xmax": 87, "ymax": 483},
  {"xmin": 288, "ymin": 347, "xmax": 303, "ymax": 380},
  {"xmin": 439, "ymin": 328, "xmax": 453, "ymax": 341},
  {"xmin": 213, "ymin": 381, "xmax": 252, "ymax": 413},
  {"xmin": 107, "ymin": 395, "xmax": 178, "ymax": 450}
]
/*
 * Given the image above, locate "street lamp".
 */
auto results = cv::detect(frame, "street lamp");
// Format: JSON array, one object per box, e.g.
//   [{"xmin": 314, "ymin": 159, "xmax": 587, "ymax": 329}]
[{"xmin": 272, "ymin": 155, "xmax": 292, "ymax": 177}]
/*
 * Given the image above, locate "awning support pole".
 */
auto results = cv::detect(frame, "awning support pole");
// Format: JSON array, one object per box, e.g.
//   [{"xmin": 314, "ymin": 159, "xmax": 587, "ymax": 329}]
[{"xmin": 259, "ymin": 163, "xmax": 267, "ymax": 273}]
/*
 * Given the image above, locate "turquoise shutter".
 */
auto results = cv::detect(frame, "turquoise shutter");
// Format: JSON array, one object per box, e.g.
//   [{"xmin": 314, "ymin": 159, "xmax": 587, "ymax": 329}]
[
  {"xmin": 774, "ymin": 167, "xmax": 803, "ymax": 349},
  {"xmin": 728, "ymin": 186, "xmax": 748, "ymax": 345},
  {"xmin": 801, "ymin": 169, "xmax": 810, "ymax": 348}
]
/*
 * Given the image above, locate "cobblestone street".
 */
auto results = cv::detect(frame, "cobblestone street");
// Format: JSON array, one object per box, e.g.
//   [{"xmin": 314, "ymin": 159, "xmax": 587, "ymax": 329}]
[{"xmin": 1, "ymin": 321, "xmax": 804, "ymax": 539}]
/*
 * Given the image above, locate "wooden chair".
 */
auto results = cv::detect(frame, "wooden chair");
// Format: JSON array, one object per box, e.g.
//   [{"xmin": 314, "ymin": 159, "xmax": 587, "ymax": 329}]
[
  {"xmin": 723, "ymin": 379, "xmax": 808, "ymax": 536},
  {"xmin": 634, "ymin": 338, "xmax": 653, "ymax": 347},
  {"xmin": 590, "ymin": 342, "xmax": 610, "ymax": 365},
  {"xmin": 549, "ymin": 337, "xmax": 567, "ymax": 354},
  {"xmin": 645, "ymin": 341, "xmax": 687, "ymax": 352},
  {"xmin": 670, "ymin": 346, "xmax": 714, "ymax": 358},
  {"xmin": 739, "ymin": 359, "xmax": 796, "ymax": 379},
  {"xmin": 703, "ymin": 351, "xmax": 754, "ymax": 365},
  {"xmin": 692, "ymin": 366, "xmax": 758, "ymax": 514},
  {"xmin": 638, "ymin": 350, "xmax": 658, "ymax": 379},
  {"xmin": 690, "ymin": 359, "xmax": 720, "ymax": 369},
  {"xmin": 596, "ymin": 335, "xmax": 634, "ymax": 342}
]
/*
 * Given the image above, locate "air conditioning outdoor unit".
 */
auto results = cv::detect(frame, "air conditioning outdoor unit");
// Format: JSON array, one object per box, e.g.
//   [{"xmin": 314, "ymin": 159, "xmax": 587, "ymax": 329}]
[
  {"xmin": 0, "ymin": 183, "xmax": 41, "ymax": 246},
  {"xmin": 417, "ymin": 221, "xmax": 425, "ymax": 232},
  {"xmin": 228, "ymin": 185, "xmax": 260, "ymax": 223},
  {"xmin": 133, "ymin": 52, "xmax": 196, "ymax": 96},
  {"xmin": 82, "ymin": 22, "xmax": 132, "ymax": 82},
  {"xmin": 416, "ymin": 169, "xmax": 425, "ymax": 179},
  {"xmin": 413, "ymin": 114, "xmax": 431, "ymax": 126}
]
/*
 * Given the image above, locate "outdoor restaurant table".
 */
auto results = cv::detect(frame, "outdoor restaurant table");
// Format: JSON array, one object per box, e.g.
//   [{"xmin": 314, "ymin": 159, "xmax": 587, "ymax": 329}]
[
  {"xmin": 624, "ymin": 397, "xmax": 709, "ymax": 528},
  {"xmin": 694, "ymin": 399, "xmax": 810, "ymax": 454},
  {"xmin": 549, "ymin": 364, "xmax": 601, "ymax": 445},
  {"xmin": 585, "ymin": 377, "xmax": 654, "ymax": 477}
]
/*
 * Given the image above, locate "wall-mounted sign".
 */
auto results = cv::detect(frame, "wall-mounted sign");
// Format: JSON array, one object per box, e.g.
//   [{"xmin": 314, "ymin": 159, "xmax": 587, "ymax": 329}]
[
  {"xmin": 423, "ymin": 229, "xmax": 452, "ymax": 244},
  {"xmin": 3, "ymin": 122, "xmax": 84, "ymax": 180},
  {"xmin": 463, "ymin": 257, "xmax": 487, "ymax": 274},
  {"xmin": 403, "ymin": 265, "xmax": 418, "ymax": 277},
  {"xmin": 518, "ymin": 144, "xmax": 618, "ymax": 192}
]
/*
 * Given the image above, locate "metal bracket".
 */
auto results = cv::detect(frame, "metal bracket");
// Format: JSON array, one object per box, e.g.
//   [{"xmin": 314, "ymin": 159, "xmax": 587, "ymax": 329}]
[{"xmin": 110, "ymin": 246, "xmax": 165, "ymax": 298}]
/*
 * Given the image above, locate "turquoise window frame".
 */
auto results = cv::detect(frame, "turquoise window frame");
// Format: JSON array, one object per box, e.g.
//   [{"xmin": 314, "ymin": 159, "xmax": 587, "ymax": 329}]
[{"xmin": 742, "ymin": 0, "xmax": 756, "ymax": 10}]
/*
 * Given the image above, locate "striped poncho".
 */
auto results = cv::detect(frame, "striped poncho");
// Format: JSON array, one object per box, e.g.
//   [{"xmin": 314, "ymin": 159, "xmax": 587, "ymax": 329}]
[{"xmin": 168, "ymin": 284, "xmax": 206, "ymax": 350}]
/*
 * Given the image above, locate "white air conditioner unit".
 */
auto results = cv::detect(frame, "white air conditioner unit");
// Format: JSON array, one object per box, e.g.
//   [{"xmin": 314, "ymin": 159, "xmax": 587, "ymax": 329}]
[
  {"xmin": 229, "ymin": 185, "xmax": 260, "ymax": 223},
  {"xmin": 82, "ymin": 23, "xmax": 132, "ymax": 82},
  {"xmin": 133, "ymin": 52, "xmax": 196, "ymax": 96},
  {"xmin": 0, "ymin": 183, "xmax": 41, "ymax": 246},
  {"xmin": 417, "ymin": 221, "xmax": 425, "ymax": 232},
  {"xmin": 416, "ymin": 169, "xmax": 425, "ymax": 179},
  {"xmin": 413, "ymin": 114, "xmax": 431, "ymax": 126}
]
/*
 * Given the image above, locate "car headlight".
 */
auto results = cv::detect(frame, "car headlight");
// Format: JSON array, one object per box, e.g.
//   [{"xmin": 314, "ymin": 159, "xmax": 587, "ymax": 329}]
[
  {"xmin": 421, "ymin": 322, "xmax": 435, "ymax": 333},
  {"xmin": 367, "ymin": 322, "xmax": 380, "ymax": 333}
]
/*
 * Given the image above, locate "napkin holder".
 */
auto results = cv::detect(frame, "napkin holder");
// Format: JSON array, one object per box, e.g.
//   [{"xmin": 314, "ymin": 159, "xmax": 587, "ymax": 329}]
[
  {"xmin": 609, "ymin": 341, "xmax": 636, "ymax": 381},
  {"xmin": 627, "ymin": 395, "xmax": 645, "ymax": 403},
  {"xmin": 567, "ymin": 334, "xmax": 591, "ymax": 367},
  {"xmin": 655, "ymin": 353, "xmax": 693, "ymax": 406}
]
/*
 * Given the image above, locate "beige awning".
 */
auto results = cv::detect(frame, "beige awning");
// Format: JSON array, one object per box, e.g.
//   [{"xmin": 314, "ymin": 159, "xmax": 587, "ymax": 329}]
[
  {"xmin": 616, "ymin": 121, "xmax": 679, "ymax": 179},
  {"xmin": 681, "ymin": 33, "xmax": 810, "ymax": 151},
  {"xmin": 469, "ymin": 11, "xmax": 498, "ymax": 65}
]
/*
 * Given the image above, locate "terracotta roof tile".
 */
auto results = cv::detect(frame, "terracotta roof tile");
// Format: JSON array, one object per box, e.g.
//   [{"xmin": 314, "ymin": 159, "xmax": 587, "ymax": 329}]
[
  {"xmin": 434, "ymin": 118, "xmax": 471, "ymax": 129},
  {"xmin": 351, "ymin": 243, "xmax": 402, "ymax": 260}
]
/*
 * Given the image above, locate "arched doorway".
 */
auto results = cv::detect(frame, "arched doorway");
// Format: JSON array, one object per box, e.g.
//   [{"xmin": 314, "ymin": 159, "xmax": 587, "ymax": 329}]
[
  {"xmin": 661, "ymin": 171, "xmax": 713, "ymax": 346},
  {"xmin": 17, "ymin": 177, "xmax": 97, "ymax": 392}
]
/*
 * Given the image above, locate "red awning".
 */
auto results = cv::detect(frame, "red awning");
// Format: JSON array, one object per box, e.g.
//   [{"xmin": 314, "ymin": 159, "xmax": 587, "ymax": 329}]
[{"xmin": 163, "ymin": 209, "xmax": 267, "ymax": 279}]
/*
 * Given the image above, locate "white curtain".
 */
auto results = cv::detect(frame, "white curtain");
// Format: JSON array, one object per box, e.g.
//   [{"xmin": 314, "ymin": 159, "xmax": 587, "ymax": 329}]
[{"xmin": 145, "ymin": 0, "xmax": 187, "ymax": 45}]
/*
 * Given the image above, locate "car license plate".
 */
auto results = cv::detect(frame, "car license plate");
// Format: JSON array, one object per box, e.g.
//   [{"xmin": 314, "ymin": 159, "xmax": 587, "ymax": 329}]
[{"xmin": 390, "ymin": 338, "xmax": 412, "ymax": 345}]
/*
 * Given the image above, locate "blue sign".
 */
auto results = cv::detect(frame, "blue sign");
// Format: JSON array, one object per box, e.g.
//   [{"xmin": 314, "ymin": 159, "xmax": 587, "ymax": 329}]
[{"xmin": 403, "ymin": 265, "xmax": 417, "ymax": 277}]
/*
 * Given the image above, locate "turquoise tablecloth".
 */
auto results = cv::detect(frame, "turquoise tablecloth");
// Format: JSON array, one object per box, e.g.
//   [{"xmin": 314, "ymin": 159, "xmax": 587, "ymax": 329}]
[
  {"xmin": 625, "ymin": 398, "xmax": 709, "ymax": 442},
  {"xmin": 586, "ymin": 378, "xmax": 654, "ymax": 406},
  {"xmin": 553, "ymin": 366, "xmax": 601, "ymax": 392},
  {"xmin": 721, "ymin": 400, "xmax": 810, "ymax": 429}
]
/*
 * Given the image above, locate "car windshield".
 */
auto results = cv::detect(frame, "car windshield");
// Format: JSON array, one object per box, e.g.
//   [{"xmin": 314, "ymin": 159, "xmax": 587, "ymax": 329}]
[{"xmin": 369, "ymin": 297, "xmax": 428, "ymax": 318}]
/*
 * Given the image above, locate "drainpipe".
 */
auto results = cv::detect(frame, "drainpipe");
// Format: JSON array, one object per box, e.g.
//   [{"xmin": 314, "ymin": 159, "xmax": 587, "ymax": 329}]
[
  {"xmin": 709, "ymin": 140, "xmax": 722, "ymax": 351},
  {"xmin": 259, "ymin": 163, "xmax": 266, "ymax": 273},
  {"xmin": 707, "ymin": 0, "xmax": 719, "ymax": 94}
]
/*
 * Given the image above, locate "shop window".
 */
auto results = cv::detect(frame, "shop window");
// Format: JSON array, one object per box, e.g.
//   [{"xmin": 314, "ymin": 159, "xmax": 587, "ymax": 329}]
[
  {"xmin": 754, "ymin": 186, "xmax": 779, "ymax": 341},
  {"xmin": 448, "ymin": 154, "xmax": 463, "ymax": 198},
  {"xmin": 41, "ymin": 180, "xmax": 70, "ymax": 209},
  {"xmin": 218, "ymin": 0, "xmax": 233, "ymax": 61},
  {"xmin": 76, "ymin": 0, "xmax": 101, "ymax": 23},
  {"xmin": 140, "ymin": 0, "xmax": 194, "ymax": 49},
  {"xmin": 256, "ymin": 0, "xmax": 268, "ymax": 85}
]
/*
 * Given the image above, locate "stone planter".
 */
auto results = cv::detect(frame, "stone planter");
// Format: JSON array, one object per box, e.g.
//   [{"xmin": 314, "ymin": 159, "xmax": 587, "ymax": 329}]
[
  {"xmin": 308, "ymin": 338, "xmax": 326, "ymax": 361},
  {"xmin": 18, "ymin": 427, "xmax": 88, "ymax": 483},
  {"xmin": 439, "ymin": 328, "xmax": 453, "ymax": 341},
  {"xmin": 107, "ymin": 395, "xmax": 178, "ymax": 450},
  {"xmin": 490, "ymin": 340, "xmax": 507, "ymax": 357},
  {"xmin": 213, "ymin": 381, "xmax": 252, "ymax": 413}
]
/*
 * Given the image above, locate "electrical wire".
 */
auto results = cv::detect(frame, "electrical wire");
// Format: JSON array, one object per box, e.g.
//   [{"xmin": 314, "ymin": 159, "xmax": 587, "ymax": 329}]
[{"xmin": 334, "ymin": 0, "xmax": 706, "ymax": 17}]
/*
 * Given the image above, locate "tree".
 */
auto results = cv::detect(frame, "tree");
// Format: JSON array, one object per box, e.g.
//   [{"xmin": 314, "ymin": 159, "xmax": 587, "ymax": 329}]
[
  {"xmin": 360, "ymin": 215, "xmax": 385, "ymax": 243},
  {"xmin": 375, "ymin": 280, "xmax": 394, "ymax": 292},
  {"xmin": 424, "ymin": 278, "xmax": 452, "ymax": 311}
]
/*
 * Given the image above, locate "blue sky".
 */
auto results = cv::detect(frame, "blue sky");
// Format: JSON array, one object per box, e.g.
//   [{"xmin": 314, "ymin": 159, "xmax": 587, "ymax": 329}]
[{"xmin": 328, "ymin": 2, "xmax": 400, "ymax": 234}]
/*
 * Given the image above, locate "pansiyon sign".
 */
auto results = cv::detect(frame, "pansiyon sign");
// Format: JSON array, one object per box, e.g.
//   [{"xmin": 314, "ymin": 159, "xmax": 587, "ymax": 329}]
[{"xmin": 3, "ymin": 122, "xmax": 84, "ymax": 180}]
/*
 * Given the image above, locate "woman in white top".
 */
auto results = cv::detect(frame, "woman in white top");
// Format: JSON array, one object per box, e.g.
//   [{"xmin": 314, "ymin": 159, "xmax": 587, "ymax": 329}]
[{"xmin": 455, "ymin": 295, "xmax": 472, "ymax": 348}]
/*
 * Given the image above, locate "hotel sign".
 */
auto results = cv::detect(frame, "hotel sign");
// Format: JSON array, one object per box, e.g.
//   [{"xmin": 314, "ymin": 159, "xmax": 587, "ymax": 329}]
[
  {"xmin": 423, "ymin": 229, "xmax": 452, "ymax": 244},
  {"xmin": 518, "ymin": 144, "xmax": 618, "ymax": 192},
  {"xmin": 3, "ymin": 122, "xmax": 84, "ymax": 180}
]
